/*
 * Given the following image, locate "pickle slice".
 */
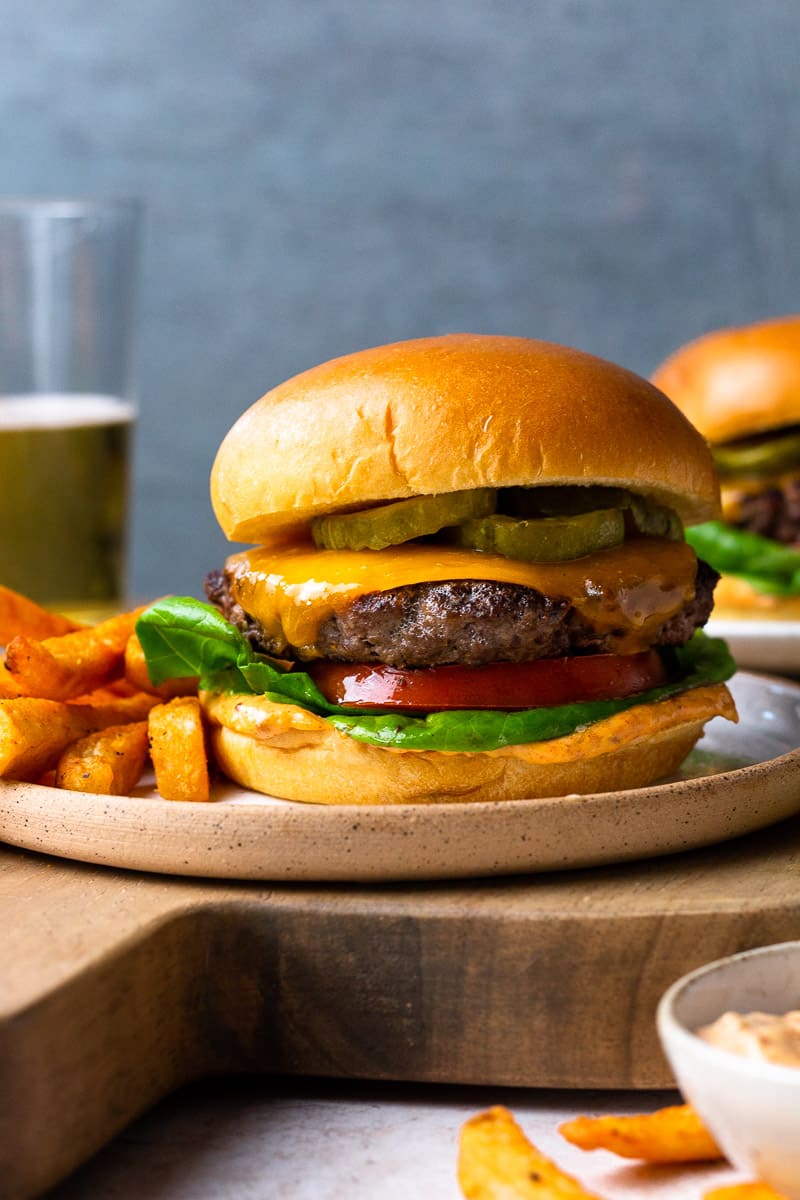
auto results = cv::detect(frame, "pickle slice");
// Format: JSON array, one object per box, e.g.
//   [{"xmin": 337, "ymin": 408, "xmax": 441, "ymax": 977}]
[
  {"xmin": 504, "ymin": 486, "xmax": 682, "ymax": 540},
  {"xmin": 713, "ymin": 428, "xmax": 800, "ymax": 477},
  {"xmin": 312, "ymin": 488, "xmax": 497, "ymax": 551},
  {"xmin": 623, "ymin": 496, "xmax": 683, "ymax": 540},
  {"xmin": 455, "ymin": 508, "xmax": 625, "ymax": 561}
]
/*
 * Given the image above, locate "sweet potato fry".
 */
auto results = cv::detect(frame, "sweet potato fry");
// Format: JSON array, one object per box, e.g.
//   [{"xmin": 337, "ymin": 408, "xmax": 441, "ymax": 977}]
[
  {"xmin": 0, "ymin": 699, "xmax": 106, "ymax": 782},
  {"xmin": 0, "ymin": 665, "xmax": 25, "ymax": 698},
  {"xmin": 558, "ymin": 1103, "xmax": 722, "ymax": 1164},
  {"xmin": 74, "ymin": 690, "xmax": 160, "ymax": 722},
  {"xmin": 0, "ymin": 692, "xmax": 159, "ymax": 782},
  {"xmin": 56, "ymin": 722, "xmax": 149, "ymax": 795},
  {"xmin": 4, "ymin": 635, "xmax": 118, "ymax": 700},
  {"xmin": 0, "ymin": 584, "xmax": 83, "ymax": 643},
  {"xmin": 458, "ymin": 1106, "xmax": 607, "ymax": 1199},
  {"xmin": 70, "ymin": 681, "xmax": 138, "ymax": 704},
  {"xmin": 4, "ymin": 606, "xmax": 145, "ymax": 700},
  {"xmin": 124, "ymin": 633, "xmax": 197, "ymax": 699},
  {"xmin": 148, "ymin": 696, "xmax": 210, "ymax": 802},
  {"xmin": 704, "ymin": 1184, "xmax": 790, "ymax": 1199}
]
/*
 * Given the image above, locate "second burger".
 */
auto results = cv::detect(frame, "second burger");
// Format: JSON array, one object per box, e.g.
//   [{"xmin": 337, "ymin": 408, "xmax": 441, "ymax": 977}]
[{"xmin": 653, "ymin": 315, "xmax": 800, "ymax": 618}]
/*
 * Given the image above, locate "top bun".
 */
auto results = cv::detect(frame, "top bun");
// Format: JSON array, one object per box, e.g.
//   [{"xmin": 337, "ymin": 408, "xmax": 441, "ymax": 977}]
[
  {"xmin": 652, "ymin": 315, "xmax": 800, "ymax": 445},
  {"xmin": 212, "ymin": 334, "xmax": 721, "ymax": 544}
]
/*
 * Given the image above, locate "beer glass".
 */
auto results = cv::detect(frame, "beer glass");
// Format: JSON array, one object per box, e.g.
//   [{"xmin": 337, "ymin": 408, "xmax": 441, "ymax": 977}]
[{"xmin": 0, "ymin": 197, "xmax": 141, "ymax": 617}]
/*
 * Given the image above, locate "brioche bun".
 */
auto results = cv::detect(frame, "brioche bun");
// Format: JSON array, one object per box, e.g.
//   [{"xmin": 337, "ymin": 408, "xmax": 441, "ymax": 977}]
[
  {"xmin": 212, "ymin": 333, "xmax": 721, "ymax": 544},
  {"xmin": 203, "ymin": 684, "xmax": 736, "ymax": 805},
  {"xmin": 652, "ymin": 315, "xmax": 800, "ymax": 445}
]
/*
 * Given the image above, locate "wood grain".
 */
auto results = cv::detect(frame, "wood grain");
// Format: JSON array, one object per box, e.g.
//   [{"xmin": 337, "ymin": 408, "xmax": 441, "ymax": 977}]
[{"xmin": 3, "ymin": 813, "xmax": 800, "ymax": 1197}]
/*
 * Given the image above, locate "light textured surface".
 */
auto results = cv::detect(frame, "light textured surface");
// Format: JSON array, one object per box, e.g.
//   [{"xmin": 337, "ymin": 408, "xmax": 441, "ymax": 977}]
[
  {"xmin": 48, "ymin": 1079, "xmax": 743, "ymax": 1199},
  {"xmin": 2, "ymin": 3, "xmax": 800, "ymax": 596}
]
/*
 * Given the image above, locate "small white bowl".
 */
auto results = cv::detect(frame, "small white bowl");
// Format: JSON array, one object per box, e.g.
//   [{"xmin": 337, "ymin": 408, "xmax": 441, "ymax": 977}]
[{"xmin": 657, "ymin": 941, "xmax": 800, "ymax": 1198}]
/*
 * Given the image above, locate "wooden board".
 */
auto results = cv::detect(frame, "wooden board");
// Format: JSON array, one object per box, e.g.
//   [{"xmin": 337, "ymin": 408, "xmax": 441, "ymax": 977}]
[{"xmin": 3, "ymin": 818, "xmax": 800, "ymax": 1198}]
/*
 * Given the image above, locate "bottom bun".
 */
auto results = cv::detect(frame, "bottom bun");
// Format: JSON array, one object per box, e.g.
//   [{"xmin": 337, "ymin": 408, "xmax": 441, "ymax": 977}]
[
  {"xmin": 712, "ymin": 573, "xmax": 800, "ymax": 621},
  {"xmin": 203, "ymin": 683, "xmax": 736, "ymax": 806}
]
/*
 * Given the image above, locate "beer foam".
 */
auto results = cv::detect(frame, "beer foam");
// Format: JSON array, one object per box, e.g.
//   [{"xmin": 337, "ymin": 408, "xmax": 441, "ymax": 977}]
[{"xmin": 0, "ymin": 393, "xmax": 136, "ymax": 430}]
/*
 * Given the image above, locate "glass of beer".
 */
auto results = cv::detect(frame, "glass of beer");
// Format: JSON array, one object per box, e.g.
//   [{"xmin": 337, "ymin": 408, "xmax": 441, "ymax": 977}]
[{"xmin": 0, "ymin": 197, "xmax": 141, "ymax": 618}]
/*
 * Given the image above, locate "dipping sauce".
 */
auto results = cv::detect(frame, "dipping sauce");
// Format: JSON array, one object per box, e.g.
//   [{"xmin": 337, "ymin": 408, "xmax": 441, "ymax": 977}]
[{"xmin": 697, "ymin": 1010, "xmax": 800, "ymax": 1068}]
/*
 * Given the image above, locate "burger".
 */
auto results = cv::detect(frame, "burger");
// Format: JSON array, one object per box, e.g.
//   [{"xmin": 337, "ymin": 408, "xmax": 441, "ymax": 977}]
[
  {"xmin": 652, "ymin": 315, "xmax": 800, "ymax": 618},
  {"xmin": 137, "ymin": 334, "xmax": 736, "ymax": 805}
]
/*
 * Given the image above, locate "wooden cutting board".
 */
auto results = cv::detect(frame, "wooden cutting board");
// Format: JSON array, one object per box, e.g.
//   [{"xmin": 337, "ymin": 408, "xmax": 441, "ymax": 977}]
[{"xmin": 3, "ymin": 818, "xmax": 800, "ymax": 1199}]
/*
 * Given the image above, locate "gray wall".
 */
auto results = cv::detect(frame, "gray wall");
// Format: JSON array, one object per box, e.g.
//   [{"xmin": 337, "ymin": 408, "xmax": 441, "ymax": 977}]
[{"xmin": 3, "ymin": 1, "xmax": 799, "ymax": 598}]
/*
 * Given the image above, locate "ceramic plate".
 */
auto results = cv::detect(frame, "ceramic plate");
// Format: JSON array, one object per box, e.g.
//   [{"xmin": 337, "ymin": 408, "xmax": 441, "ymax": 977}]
[
  {"xmin": 706, "ymin": 618, "xmax": 800, "ymax": 673},
  {"xmin": 1, "ymin": 671, "xmax": 799, "ymax": 882}
]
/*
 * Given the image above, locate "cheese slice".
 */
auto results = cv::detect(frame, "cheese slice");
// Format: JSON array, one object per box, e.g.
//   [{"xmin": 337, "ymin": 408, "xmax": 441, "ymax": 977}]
[{"xmin": 226, "ymin": 537, "xmax": 698, "ymax": 658}]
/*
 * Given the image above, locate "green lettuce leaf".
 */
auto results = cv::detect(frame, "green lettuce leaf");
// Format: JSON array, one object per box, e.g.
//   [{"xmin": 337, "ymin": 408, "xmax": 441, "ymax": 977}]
[
  {"xmin": 136, "ymin": 597, "xmax": 735, "ymax": 753},
  {"xmin": 687, "ymin": 521, "xmax": 800, "ymax": 597}
]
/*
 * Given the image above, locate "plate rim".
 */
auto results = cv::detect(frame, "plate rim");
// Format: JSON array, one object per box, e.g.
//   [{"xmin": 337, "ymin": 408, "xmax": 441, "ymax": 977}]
[{"xmin": 706, "ymin": 617, "xmax": 800, "ymax": 640}]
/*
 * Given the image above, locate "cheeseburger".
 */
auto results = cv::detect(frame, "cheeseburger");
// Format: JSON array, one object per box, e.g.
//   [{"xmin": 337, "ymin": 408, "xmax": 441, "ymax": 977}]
[
  {"xmin": 137, "ymin": 334, "xmax": 736, "ymax": 805},
  {"xmin": 652, "ymin": 315, "xmax": 800, "ymax": 618}
]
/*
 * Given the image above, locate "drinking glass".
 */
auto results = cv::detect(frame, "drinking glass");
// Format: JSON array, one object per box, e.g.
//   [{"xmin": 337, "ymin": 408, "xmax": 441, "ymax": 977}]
[{"xmin": 0, "ymin": 197, "xmax": 141, "ymax": 617}]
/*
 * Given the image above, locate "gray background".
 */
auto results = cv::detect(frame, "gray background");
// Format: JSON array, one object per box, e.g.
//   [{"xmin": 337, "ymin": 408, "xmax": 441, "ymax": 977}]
[{"xmin": 3, "ymin": 1, "xmax": 799, "ymax": 598}]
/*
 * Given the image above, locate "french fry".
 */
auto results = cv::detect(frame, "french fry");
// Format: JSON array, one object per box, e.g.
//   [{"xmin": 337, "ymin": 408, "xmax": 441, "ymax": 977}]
[
  {"xmin": 0, "ymin": 584, "xmax": 83, "ymax": 643},
  {"xmin": 70, "ymin": 682, "xmax": 139, "ymax": 704},
  {"xmin": 56, "ymin": 722, "xmax": 149, "ymax": 795},
  {"xmin": 124, "ymin": 633, "xmax": 197, "ymax": 699},
  {"xmin": 75, "ymin": 690, "xmax": 160, "ymax": 723},
  {"xmin": 0, "ymin": 692, "xmax": 159, "ymax": 782},
  {"xmin": 4, "ymin": 635, "xmax": 118, "ymax": 700},
  {"xmin": 148, "ymin": 696, "xmax": 210, "ymax": 802},
  {"xmin": 0, "ymin": 666, "xmax": 25, "ymax": 698},
  {"xmin": 558, "ymin": 1103, "xmax": 722, "ymax": 1164},
  {"xmin": 0, "ymin": 699, "xmax": 109, "ymax": 782},
  {"xmin": 458, "ymin": 1106, "xmax": 607, "ymax": 1199},
  {"xmin": 705, "ymin": 1185, "xmax": 790, "ymax": 1199},
  {"xmin": 4, "ymin": 606, "xmax": 145, "ymax": 700}
]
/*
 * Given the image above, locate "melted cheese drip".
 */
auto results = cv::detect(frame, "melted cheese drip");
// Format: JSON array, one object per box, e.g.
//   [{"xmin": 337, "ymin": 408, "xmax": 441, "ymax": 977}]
[{"xmin": 227, "ymin": 537, "xmax": 698, "ymax": 659}]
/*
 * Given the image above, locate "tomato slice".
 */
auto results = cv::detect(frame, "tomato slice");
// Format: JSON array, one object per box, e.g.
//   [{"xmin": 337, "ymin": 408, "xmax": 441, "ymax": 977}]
[{"xmin": 309, "ymin": 651, "xmax": 668, "ymax": 711}]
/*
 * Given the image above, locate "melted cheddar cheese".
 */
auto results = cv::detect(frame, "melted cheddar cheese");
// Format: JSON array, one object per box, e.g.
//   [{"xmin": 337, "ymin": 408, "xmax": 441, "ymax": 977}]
[{"xmin": 226, "ymin": 537, "xmax": 698, "ymax": 659}]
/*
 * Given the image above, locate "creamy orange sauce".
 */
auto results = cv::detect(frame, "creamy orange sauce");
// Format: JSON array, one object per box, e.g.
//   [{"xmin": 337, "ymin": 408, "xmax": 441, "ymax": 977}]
[
  {"xmin": 226, "ymin": 537, "xmax": 698, "ymax": 659},
  {"xmin": 696, "ymin": 1010, "xmax": 800, "ymax": 1068}
]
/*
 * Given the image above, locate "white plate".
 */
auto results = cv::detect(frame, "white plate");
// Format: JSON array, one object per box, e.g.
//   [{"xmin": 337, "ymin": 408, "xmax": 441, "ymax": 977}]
[
  {"xmin": 1, "ymin": 671, "xmax": 799, "ymax": 882},
  {"xmin": 706, "ymin": 618, "xmax": 800, "ymax": 673}
]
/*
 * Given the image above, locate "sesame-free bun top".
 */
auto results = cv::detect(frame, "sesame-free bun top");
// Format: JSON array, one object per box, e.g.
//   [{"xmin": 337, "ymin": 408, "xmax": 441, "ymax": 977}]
[
  {"xmin": 211, "ymin": 334, "xmax": 721, "ymax": 544},
  {"xmin": 652, "ymin": 315, "xmax": 800, "ymax": 446}
]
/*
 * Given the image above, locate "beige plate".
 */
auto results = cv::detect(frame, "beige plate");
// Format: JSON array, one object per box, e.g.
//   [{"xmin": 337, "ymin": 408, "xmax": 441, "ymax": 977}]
[
  {"xmin": 1, "ymin": 671, "xmax": 799, "ymax": 882},
  {"xmin": 706, "ymin": 617, "xmax": 800, "ymax": 673}
]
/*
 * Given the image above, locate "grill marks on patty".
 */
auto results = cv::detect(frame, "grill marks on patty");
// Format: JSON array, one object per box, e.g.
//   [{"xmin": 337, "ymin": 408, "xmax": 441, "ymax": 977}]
[{"xmin": 205, "ymin": 559, "xmax": 719, "ymax": 670}]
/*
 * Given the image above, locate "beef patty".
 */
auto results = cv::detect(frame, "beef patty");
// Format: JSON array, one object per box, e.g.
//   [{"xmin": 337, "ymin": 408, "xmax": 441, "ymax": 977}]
[
  {"xmin": 205, "ymin": 559, "xmax": 719, "ymax": 670},
  {"xmin": 730, "ymin": 476, "xmax": 800, "ymax": 545}
]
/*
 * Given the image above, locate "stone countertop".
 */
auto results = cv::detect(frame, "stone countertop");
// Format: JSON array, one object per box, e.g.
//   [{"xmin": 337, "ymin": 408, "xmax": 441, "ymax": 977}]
[{"xmin": 47, "ymin": 1079, "xmax": 743, "ymax": 1199}]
